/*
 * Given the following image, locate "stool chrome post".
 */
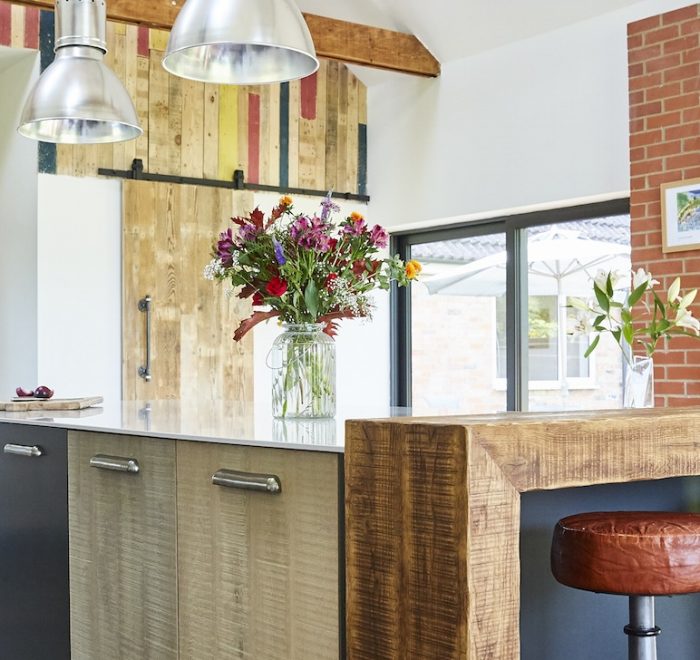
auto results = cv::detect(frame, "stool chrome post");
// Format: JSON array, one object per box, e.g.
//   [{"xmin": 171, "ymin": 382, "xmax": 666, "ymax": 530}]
[{"xmin": 624, "ymin": 596, "xmax": 659, "ymax": 660}]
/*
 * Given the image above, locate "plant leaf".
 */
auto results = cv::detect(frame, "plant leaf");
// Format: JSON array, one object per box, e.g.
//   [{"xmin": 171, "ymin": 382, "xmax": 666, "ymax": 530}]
[
  {"xmin": 594, "ymin": 285, "xmax": 610, "ymax": 312},
  {"xmin": 304, "ymin": 280, "xmax": 319, "ymax": 319},
  {"xmin": 627, "ymin": 282, "xmax": 647, "ymax": 307},
  {"xmin": 606, "ymin": 273, "xmax": 614, "ymax": 297},
  {"xmin": 622, "ymin": 322, "xmax": 634, "ymax": 346},
  {"xmin": 584, "ymin": 334, "xmax": 600, "ymax": 358}
]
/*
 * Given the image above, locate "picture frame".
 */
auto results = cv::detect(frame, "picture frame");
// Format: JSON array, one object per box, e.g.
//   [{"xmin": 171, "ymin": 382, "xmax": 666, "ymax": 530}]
[{"xmin": 660, "ymin": 177, "xmax": 700, "ymax": 252}]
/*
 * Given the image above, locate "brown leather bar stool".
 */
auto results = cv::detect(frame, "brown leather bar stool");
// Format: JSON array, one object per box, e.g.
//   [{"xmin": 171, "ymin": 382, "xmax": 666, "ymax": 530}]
[{"xmin": 551, "ymin": 511, "xmax": 700, "ymax": 660}]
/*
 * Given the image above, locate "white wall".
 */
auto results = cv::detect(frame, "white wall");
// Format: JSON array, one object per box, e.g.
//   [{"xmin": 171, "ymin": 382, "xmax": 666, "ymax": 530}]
[
  {"xmin": 369, "ymin": 0, "xmax": 694, "ymax": 230},
  {"xmin": 251, "ymin": 191, "xmax": 391, "ymax": 408},
  {"xmin": 37, "ymin": 174, "xmax": 122, "ymax": 403},
  {"xmin": 0, "ymin": 49, "xmax": 39, "ymax": 398}
]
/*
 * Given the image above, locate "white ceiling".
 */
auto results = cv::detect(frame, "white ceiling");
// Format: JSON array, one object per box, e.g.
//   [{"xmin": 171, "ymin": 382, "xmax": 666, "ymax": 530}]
[{"xmin": 298, "ymin": 0, "xmax": 646, "ymax": 83}]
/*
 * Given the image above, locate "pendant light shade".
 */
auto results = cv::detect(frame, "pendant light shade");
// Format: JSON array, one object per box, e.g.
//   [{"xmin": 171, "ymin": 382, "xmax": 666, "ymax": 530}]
[
  {"xmin": 18, "ymin": 0, "xmax": 142, "ymax": 144},
  {"xmin": 163, "ymin": 0, "xmax": 319, "ymax": 85}
]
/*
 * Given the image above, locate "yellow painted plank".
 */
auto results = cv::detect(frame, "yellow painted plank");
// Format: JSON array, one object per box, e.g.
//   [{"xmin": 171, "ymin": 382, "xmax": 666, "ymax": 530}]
[
  {"xmin": 218, "ymin": 85, "xmax": 238, "ymax": 181},
  {"xmin": 236, "ymin": 86, "xmax": 249, "ymax": 176},
  {"xmin": 149, "ymin": 28, "xmax": 169, "ymax": 52}
]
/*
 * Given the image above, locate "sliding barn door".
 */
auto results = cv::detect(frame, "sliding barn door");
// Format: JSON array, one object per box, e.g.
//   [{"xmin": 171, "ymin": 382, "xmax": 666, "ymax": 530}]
[{"xmin": 122, "ymin": 180, "xmax": 254, "ymax": 400}]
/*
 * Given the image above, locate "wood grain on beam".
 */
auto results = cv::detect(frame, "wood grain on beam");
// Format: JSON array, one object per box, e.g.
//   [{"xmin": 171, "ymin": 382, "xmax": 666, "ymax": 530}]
[
  {"xmin": 10, "ymin": 1, "xmax": 441, "ymax": 77},
  {"xmin": 303, "ymin": 13, "xmax": 440, "ymax": 77}
]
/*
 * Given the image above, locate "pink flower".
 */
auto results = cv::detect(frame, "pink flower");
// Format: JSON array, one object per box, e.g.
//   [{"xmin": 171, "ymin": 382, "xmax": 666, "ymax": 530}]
[{"xmin": 369, "ymin": 224, "xmax": 388, "ymax": 248}]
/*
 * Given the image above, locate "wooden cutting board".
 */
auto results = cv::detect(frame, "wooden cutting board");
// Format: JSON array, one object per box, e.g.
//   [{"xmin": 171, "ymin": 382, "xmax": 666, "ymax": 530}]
[{"xmin": 0, "ymin": 396, "xmax": 103, "ymax": 412}]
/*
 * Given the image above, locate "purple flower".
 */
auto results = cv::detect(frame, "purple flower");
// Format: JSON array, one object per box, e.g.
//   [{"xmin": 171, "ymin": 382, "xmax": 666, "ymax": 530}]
[
  {"xmin": 290, "ymin": 216, "xmax": 332, "ymax": 252},
  {"xmin": 369, "ymin": 224, "xmax": 389, "ymax": 248},
  {"xmin": 272, "ymin": 238, "xmax": 286, "ymax": 265},
  {"xmin": 239, "ymin": 223, "xmax": 259, "ymax": 242},
  {"xmin": 343, "ymin": 218, "xmax": 367, "ymax": 236},
  {"xmin": 290, "ymin": 216, "xmax": 311, "ymax": 242},
  {"xmin": 217, "ymin": 228, "xmax": 236, "ymax": 267},
  {"xmin": 320, "ymin": 192, "xmax": 340, "ymax": 222}
]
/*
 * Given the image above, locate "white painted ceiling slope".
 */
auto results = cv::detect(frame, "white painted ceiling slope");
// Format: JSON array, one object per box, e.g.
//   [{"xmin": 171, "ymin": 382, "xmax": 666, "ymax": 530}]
[{"xmin": 297, "ymin": 0, "xmax": 646, "ymax": 84}]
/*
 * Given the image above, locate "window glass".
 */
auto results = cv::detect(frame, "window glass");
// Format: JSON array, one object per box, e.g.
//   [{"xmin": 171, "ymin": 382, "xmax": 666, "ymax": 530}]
[{"xmin": 403, "ymin": 208, "xmax": 630, "ymax": 413}]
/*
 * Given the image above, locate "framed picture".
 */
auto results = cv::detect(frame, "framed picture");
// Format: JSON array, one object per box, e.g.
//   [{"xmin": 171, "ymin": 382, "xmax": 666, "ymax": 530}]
[{"xmin": 661, "ymin": 177, "xmax": 700, "ymax": 252}]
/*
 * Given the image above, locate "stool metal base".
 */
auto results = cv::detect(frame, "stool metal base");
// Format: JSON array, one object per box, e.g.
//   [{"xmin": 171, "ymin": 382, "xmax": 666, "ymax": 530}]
[{"xmin": 624, "ymin": 596, "xmax": 660, "ymax": 660}]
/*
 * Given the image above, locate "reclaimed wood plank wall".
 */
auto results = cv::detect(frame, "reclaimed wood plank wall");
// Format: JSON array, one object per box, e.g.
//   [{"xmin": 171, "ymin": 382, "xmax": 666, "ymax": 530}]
[{"xmin": 0, "ymin": 1, "xmax": 369, "ymax": 195}]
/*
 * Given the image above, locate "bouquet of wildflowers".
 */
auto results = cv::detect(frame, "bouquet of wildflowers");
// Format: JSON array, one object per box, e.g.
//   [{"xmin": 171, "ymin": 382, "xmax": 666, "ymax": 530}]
[
  {"xmin": 204, "ymin": 193, "xmax": 420, "ymax": 340},
  {"xmin": 570, "ymin": 268, "xmax": 700, "ymax": 361}
]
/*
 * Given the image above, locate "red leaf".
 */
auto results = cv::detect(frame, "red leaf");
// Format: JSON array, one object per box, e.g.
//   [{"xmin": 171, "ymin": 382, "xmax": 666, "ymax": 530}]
[
  {"xmin": 233, "ymin": 310, "xmax": 280, "ymax": 342},
  {"xmin": 249, "ymin": 208, "xmax": 265, "ymax": 229},
  {"xmin": 318, "ymin": 309, "xmax": 359, "ymax": 336},
  {"xmin": 238, "ymin": 284, "xmax": 256, "ymax": 299}
]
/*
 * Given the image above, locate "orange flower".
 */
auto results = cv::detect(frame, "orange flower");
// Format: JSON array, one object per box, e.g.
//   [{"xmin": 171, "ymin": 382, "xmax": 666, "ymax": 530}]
[
  {"xmin": 350, "ymin": 211, "xmax": 364, "ymax": 222},
  {"xmin": 279, "ymin": 195, "xmax": 293, "ymax": 208},
  {"xmin": 405, "ymin": 260, "xmax": 422, "ymax": 280}
]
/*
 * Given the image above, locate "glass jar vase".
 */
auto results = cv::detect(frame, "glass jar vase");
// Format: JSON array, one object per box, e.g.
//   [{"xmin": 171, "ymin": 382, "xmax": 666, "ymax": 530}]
[
  {"xmin": 269, "ymin": 323, "xmax": 336, "ymax": 418},
  {"xmin": 623, "ymin": 355, "xmax": 654, "ymax": 408}
]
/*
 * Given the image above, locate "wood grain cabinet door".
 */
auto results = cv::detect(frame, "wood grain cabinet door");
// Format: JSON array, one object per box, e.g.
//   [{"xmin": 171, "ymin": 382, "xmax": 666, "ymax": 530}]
[
  {"xmin": 68, "ymin": 431, "xmax": 178, "ymax": 660},
  {"xmin": 177, "ymin": 441, "xmax": 342, "ymax": 660}
]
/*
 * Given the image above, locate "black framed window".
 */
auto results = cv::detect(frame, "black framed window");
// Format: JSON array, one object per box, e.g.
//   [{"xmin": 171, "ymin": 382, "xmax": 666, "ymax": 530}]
[{"xmin": 391, "ymin": 198, "xmax": 631, "ymax": 412}]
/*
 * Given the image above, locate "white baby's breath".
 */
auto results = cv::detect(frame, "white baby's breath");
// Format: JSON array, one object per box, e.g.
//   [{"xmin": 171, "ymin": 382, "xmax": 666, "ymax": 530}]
[{"xmin": 203, "ymin": 258, "xmax": 225, "ymax": 280}]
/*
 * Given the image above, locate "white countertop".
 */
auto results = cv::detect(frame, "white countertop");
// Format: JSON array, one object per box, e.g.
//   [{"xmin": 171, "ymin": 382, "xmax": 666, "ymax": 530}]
[{"xmin": 0, "ymin": 400, "xmax": 457, "ymax": 453}]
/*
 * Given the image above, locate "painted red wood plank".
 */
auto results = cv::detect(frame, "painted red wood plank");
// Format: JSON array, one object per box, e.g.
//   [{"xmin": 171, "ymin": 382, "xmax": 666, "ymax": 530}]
[
  {"xmin": 300, "ymin": 72, "xmax": 317, "ymax": 120},
  {"xmin": 137, "ymin": 25, "xmax": 149, "ymax": 56},
  {"xmin": 24, "ymin": 6, "xmax": 39, "ymax": 49},
  {"xmin": 0, "ymin": 4, "xmax": 11, "ymax": 47},
  {"xmin": 248, "ymin": 92, "xmax": 261, "ymax": 184}
]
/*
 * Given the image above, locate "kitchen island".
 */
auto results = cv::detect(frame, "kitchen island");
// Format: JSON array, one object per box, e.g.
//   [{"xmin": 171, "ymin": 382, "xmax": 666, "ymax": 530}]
[
  {"xmin": 2, "ymin": 404, "xmax": 700, "ymax": 659},
  {"xmin": 0, "ymin": 399, "xmax": 382, "ymax": 660},
  {"xmin": 345, "ymin": 407, "xmax": 700, "ymax": 659}
]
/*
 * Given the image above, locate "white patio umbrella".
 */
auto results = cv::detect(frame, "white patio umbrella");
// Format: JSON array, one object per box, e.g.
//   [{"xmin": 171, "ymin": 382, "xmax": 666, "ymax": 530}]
[
  {"xmin": 423, "ymin": 228, "xmax": 631, "ymax": 297},
  {"xmin": 421, "ymin": 228, "xmax": 631, "ymax": 393}
]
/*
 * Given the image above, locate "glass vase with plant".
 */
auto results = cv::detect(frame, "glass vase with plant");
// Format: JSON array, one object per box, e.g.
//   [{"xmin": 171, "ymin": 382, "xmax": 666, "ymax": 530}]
[
  {"xmin": 570, "ymin": 268, "xmax": 700, "ymax": 407},
  {"xmin": 205, "ymin": 193, "xmax": 420, "ymax": 417}
]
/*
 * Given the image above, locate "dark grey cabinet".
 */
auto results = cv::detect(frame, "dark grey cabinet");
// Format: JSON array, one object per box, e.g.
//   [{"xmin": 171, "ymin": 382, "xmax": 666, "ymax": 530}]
[{"xmin": 0, "ymin": 423, "xmax": 70, "ymax": 659}]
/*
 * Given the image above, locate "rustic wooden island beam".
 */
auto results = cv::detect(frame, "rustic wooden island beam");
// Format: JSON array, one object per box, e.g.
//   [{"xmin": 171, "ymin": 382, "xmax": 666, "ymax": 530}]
[
  {"xmin": 11, "ymin": 0, "xmax": 441, "ymax": 77},
  {"xmin": 345, "ymin": 407, "xmax": 700, "ymax": 659}
]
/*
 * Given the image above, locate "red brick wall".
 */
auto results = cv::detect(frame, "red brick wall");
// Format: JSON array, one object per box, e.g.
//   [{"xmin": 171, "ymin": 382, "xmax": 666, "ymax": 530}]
[{"xmin": 628, "ymin": 4, "xmax": 700, "ymax": 406}]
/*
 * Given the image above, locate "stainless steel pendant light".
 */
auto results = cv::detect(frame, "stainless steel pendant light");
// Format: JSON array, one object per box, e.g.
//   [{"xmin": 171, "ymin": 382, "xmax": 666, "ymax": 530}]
[
  {"xmin": 18, "ymin": 0, "xmax": 142, "ymax": 144},
  {"xmin": 163, "ymin": 0, "xmax": 319, "ymax": 85}
]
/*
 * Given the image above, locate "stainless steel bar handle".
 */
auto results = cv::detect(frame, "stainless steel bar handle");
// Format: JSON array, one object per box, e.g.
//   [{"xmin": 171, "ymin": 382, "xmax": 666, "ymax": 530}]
[
  {"xmin": 138, "ymin": 294, "xmax": 152, "ymax": 381},
  {"xmin": 212, "ymin": 469, "xmax": 282, "ymax": 494},
  {"xmin": 90, "ymin": 454, "xmax": 140, "ymax": 474},
  {"xmin": 3, "ymin": 443, "xmax": 43, "ymax": 457}
]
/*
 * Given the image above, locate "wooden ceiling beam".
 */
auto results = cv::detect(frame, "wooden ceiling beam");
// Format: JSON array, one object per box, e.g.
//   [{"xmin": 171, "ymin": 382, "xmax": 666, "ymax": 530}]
[{"xmin": 10, "ymin": 0, "xmax": 441, "ymax": 77}]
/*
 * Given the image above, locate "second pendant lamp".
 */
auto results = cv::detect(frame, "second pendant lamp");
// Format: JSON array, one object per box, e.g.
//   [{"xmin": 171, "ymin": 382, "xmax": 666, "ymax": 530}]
[{"xmin": 163, "ymin": 0, "xmax": 319, "ymax": 85}]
